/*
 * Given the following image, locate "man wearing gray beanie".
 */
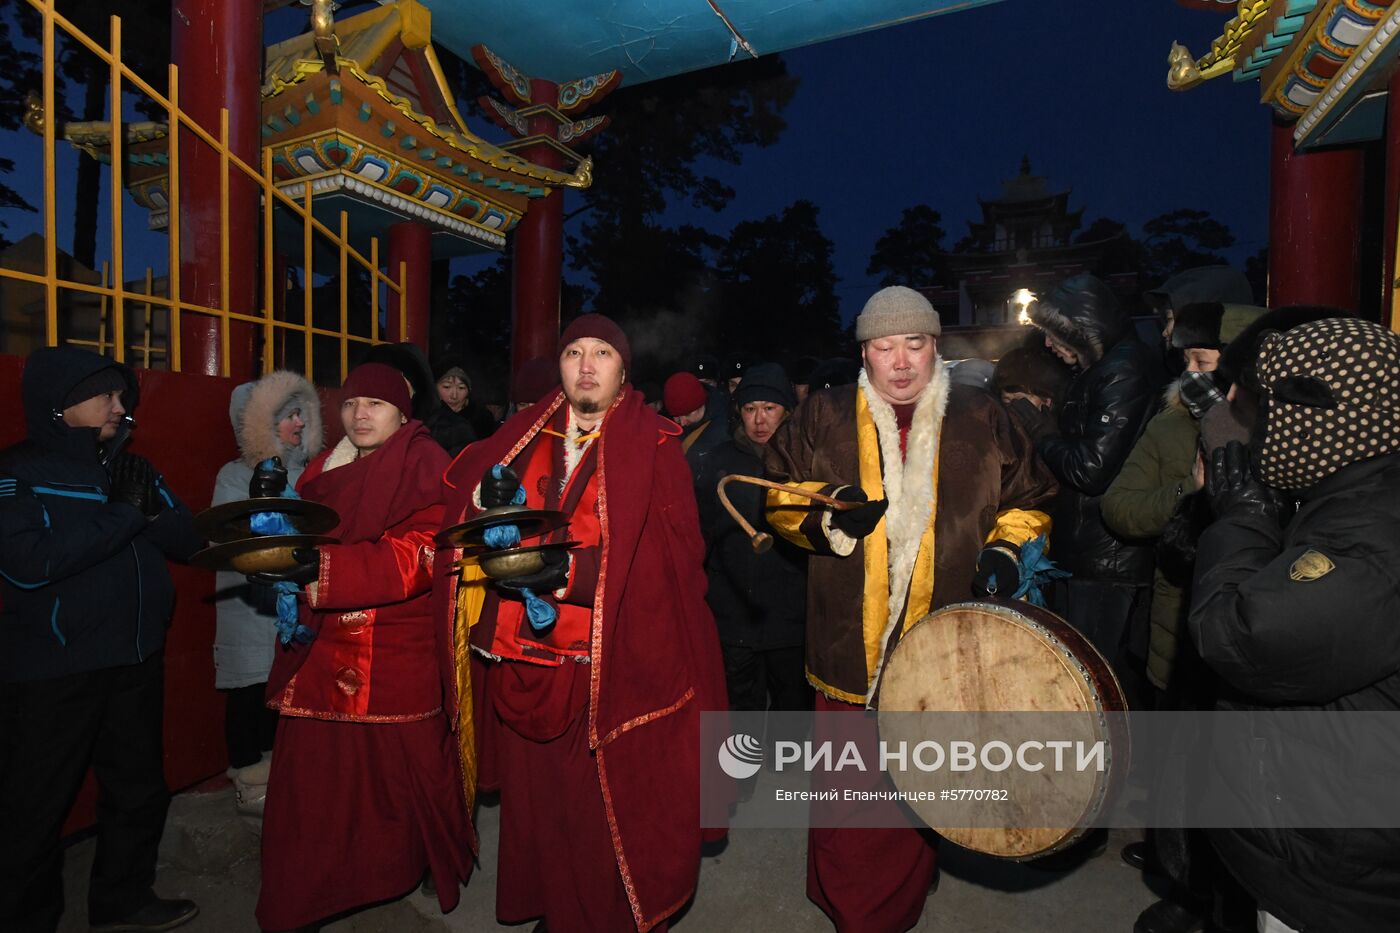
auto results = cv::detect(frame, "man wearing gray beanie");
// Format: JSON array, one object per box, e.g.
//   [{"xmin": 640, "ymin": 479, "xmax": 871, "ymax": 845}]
[{"xmin": 763, "ymin": 285, "xmax": 1058, "ymax": 930}]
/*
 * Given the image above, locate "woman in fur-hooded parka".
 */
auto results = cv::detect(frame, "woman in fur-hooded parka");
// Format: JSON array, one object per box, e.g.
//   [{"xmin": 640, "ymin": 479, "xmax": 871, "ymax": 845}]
[{"xmin": 210, "ymin": 372, "xmax": 324, "ymax": 692}]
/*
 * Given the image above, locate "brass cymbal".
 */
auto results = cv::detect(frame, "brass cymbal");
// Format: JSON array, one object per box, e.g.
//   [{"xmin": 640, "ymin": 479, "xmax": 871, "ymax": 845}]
[
  {"xmin": 194, "ymin": 497, "xmax": 340, "ymax": 542},
  {"xmin": 436, "ymin": 505, "xmax": 570, "ymax": 548},
  {"xmin": 189, "ymin": 534, "xmax": 339, "ymax": 575},
  {"xmin": 455, "ymin": 541, "xmax": 580, "ymax": 580}
]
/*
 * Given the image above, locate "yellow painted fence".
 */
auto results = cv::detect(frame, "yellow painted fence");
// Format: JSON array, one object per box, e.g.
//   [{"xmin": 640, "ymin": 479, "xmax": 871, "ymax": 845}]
[{"xmin": 0, "ymin": 0, "xmax": 403, "ymax": 382}]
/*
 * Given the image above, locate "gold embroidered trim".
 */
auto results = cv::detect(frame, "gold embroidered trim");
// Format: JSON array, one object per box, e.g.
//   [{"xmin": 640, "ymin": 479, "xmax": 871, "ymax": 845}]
[
  {"xmin": 586, "ymin": 389, "xmax": 630, "ymax": 750},
  {"xmin": 272, "ymin": 704, "xmax": 442, "ymax": 723},
  {"xmin": 597, "ymin": 688, "xmax": 695, "ymax": 748}
]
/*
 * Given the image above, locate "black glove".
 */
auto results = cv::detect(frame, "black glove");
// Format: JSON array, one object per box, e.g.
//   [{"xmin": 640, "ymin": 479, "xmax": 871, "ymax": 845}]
[
  {"xmin": 249, "ymin": 547, "xmax": 319, "ymax": 586},
  {"xmin": 481, "ymin": 464, "xmax": 522, "ymax": 509},
  {"xmin": 1006, "ymin": 397, "xmax": 1055, "ymax": 443},
  {"xmin": 972, "ymin": 541, "xmax": 1021, "ymax": 598},
  {"xmin": 249, "ymin": 457, "xmax": 289, "ymax": 499},
  {"xmin": 830, "ymin": 487, "xmax": 888, "ymax": 539},
  {"xmin": 109, "ymin": 452, "xmax": 160, "ymax": 518},
  {"xmin": 1205, "ymin": 441, "xmax": 1288, "ymax": 525},
  {"xmin": 495, "ymin": 548, "xmax": 570, "ymax": 594}
]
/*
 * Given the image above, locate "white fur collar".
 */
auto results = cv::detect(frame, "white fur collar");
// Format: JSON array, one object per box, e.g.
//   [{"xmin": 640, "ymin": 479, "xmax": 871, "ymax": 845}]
[
  {"xmin": 858, "ymin": 363, "xmax": 949, "ymax": 704},
  {"xmin": 322, "ymin": 435, "xmax": 359, "ymax": 474},
  {"xmin": 562, "ymin": 406, "xmax": 597, "ymax": 485}
]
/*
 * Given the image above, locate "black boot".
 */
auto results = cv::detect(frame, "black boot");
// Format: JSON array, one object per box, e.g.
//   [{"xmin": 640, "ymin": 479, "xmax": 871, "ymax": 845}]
[
  {"xmin": 1134, "ymin": 899, "xmax": 1206, "ymax": 933},
  {"xmin": 89, "ymin": 897, "xmax": 199, "ymax": 932}
]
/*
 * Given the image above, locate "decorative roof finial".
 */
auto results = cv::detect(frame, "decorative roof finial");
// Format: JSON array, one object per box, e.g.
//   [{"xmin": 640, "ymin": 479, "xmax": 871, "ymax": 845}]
[
  {"xmin": 309, "ymin": 0, "xmax": 340, "ymax": 73},
  {"xmin": 1020, "ymin": 154, "xmax": 1031, "ymax": 176}
]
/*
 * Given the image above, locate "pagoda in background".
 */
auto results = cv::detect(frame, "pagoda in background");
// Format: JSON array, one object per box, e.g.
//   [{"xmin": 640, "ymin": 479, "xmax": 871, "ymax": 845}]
[{"xmin": 921, "ymin": 158, "xmax": 1137, "ymax": 328}]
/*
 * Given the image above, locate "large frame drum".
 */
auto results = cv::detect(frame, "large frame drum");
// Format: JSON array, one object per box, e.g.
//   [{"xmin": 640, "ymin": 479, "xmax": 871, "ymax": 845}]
[{"xmin": 877, "ymin": 599, "xmax": 1130, "ymax": 859}]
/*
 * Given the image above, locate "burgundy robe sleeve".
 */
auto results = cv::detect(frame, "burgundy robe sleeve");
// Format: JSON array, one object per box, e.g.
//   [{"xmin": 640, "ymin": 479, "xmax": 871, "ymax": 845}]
[{"xmin": 309, "ymin": 503, "xmax": 443, "ymax": 611}]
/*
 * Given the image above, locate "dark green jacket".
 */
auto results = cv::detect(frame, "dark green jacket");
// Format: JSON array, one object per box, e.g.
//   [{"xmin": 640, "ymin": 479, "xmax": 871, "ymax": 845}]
[{"xmin": 1101, "ymin": 385, "xmax": 1197, "ymax": 689}]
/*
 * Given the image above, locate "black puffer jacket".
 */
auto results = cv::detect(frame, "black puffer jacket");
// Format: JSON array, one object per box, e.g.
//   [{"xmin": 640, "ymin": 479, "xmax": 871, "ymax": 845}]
[
  {"xmin": 1189, "ymin": 452, "xmax": 1400, "ymax": 932},
  {"xmin": 0, "ymin": 348, "xmax": 200, "ymax": 682},
  {"xmin": 1031, "ymin": 275, "xmax": 1165, "ymax": 582},
  {"xmin": 694, "ymin": 430, "xmax": 805, "ymax": 649}
]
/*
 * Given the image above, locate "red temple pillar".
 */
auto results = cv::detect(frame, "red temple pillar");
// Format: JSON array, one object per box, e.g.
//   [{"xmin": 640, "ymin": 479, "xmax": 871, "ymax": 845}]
[
  {"xmin": 1268, "ymin": 119, "xmax": 1365, "ymax": 310},
  {"xmin": 171, "ymin": 0, "xmax": 259, "ymax": 378},
  {"xmin": 510, "ymin": 79, "xmax": 566, "ymax": 373},
  {"xmin": 1383, "ymin": 70, "xmax": 1400, "ymax": 330},
  {"xmin": 387, "ymin": 222, "xmax": 432, "ymax": 348}
]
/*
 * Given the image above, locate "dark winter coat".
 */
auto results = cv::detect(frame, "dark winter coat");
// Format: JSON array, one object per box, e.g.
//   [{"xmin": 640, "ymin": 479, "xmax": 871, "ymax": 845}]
[
  {"xmin": 702, "ymin": 382, "xmax": 731, "ymax": 432},
  {"xmin": 1032, "ymin": 287, "xmax": 1165, "ymax": 583},
  {"xmin": 1189, "ymin": 452, "xmax": 1400, "ymax": 932},
  {"xmin": 459, "ymin": 401, "xmax": 498, "ymax": 441},
  {"xmin": 695, "ymin": 429, "xmax": 806, "ymax": 649},
  {"xmin": 0, "ymin": 348, "xmax": 201, "ymax": 683},
  {"xmin": 426, "ymin": 406, "xmax": 476, "ymax": 457},
  {"xmin": 680, "ymin": 417, "xmax": 726, "ymax": 485}
]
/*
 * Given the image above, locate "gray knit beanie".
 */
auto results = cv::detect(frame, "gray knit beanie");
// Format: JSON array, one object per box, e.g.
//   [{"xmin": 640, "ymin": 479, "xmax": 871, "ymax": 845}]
[{"xmin": 855, "ymin": 286, "xmax": 942, "ymax": 342}]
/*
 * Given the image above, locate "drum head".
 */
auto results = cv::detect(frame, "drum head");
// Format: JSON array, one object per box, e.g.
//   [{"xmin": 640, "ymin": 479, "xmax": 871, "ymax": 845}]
[
  {"xmin": 880, "ymin": 600, "xmax": 1120, "ymax": 715},
  {"xmin": 878, "ymin": 600, "xmax": 1127, "ymax": 860}
]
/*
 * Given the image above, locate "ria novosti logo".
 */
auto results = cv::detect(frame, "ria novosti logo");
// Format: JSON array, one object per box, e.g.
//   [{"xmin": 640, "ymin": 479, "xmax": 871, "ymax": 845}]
[{"xmin": 717, "ymin": 733, "xmax": 764, "ymax": 779}]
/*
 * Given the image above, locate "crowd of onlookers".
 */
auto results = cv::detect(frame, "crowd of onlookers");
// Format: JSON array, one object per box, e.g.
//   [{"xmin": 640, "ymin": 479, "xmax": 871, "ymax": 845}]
[{"xmin": 4, "ymin": 263, "xmax": 1398, "ymax": 933}]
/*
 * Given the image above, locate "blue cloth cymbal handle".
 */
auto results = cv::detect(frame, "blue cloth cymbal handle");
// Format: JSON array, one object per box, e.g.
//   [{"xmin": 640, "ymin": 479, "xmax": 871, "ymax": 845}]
[
  {"xmin": 273, "ymin": 580, "xmax": 316, "ymax": 645},
  {"xmin": 251, "ymin": 458, "xmax": 302, "ymax": 535}
]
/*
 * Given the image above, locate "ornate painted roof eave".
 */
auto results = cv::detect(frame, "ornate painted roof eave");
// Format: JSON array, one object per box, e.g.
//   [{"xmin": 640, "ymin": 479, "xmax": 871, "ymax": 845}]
[
  {"xmin": 1293, "ymin": 1, "xmax": 1400, "ymax": 145},
  {"xmin": 1256, "ymin": 0, "xmax": 1394, "ymax": 117},
  {"xmin": 265, "ymin": 55, "xmax": 590, "ymax": 190},
  {"xmin": 1167, "ymin": 0, "xmax": 1276, "ymax": 91},
  {"xmin": 274, "ymin": 172, "xmax": 508, "ymax": 250},
  {"xmin": 262, "ymin": 0, "xmax": 590, "ymax": 190},
  {"xmin": 60, "ymin": 120, "xmax": 168, "ymax": 162},
  {"xmin": 1167, "ymin": 0, "xmax": 1395, "ymax": 121}
]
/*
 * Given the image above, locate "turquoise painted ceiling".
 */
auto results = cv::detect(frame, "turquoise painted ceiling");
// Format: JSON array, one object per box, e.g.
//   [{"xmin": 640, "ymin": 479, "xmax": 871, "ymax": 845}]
[{"xmin": 420, "ymin": 0, "xmax": 1008, "ymax": 84}]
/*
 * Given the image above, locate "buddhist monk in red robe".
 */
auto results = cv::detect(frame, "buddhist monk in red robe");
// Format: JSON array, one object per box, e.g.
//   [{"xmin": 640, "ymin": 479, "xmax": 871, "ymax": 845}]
[
  {"xmin": 435, "ymin": 315, "xmax": 728, "ymax": 932},
  {"xmin": 256, "ymin": 363, "xmax": 474, "ymax": 932}
]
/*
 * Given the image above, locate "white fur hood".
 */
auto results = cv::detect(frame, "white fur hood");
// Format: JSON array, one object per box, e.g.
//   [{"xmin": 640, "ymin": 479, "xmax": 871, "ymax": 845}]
[{"xmin": 229, "ymin": 370, "xmax": 325, "ymax": 468}]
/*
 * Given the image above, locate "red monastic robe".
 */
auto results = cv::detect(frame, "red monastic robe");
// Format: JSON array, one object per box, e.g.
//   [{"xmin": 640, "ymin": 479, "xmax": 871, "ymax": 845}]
[
  {"xmin": 257, "ymin": 423, "xmax": 473, "ymax": 930},
  {"xmin": 435, "ymin": 388, "xmax": 729, "ymax": 932}
]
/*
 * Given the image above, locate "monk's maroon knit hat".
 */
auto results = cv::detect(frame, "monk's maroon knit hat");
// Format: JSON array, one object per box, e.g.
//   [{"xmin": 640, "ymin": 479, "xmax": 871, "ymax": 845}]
[
  {"xmin": 663, "ymin": 372, "xmax": 708, "ymax": 417},
  {"xmin": 558, "ymin": 314, "xmax": 632, "ymax": 371},
  {"xmin": 341, "ymin": 362, "xmax": 412, "ymax": 416}
]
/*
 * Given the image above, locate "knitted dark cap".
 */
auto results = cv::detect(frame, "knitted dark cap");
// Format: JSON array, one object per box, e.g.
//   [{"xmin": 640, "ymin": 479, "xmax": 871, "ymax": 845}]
[
  {"xmin": 733, "ymin": 363, "xmax": 795, "ymax": 409},
  {"xmin": 558, "ymin": 314, "xmax": 632, "ymax": 371},
  {"xmin": 341, "ymin": 362, "xmax": 412, "ymax": 416},
  {"xmin": 62, "ymin": 366, "xmax": 127, "ymax": 409}
]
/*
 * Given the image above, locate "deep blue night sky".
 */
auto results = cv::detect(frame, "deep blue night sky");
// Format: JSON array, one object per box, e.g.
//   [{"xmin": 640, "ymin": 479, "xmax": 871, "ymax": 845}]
[
  {"xmin": 662, "ymin": 0, "xmax": 1272, "ymax": 320},
  {"xmin": 0, "ymin": 0, "xmax": 1270, "ymax": 325},
  {"xmin": 444, "ymin": 0, "xmax": 1270, "ymax": 321}
]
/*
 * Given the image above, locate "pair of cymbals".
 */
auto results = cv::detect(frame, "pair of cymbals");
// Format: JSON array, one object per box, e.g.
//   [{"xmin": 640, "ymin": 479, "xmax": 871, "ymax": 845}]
[
  {"xmin": 190, "ymin": 497, "xmax": 342, "ymax": 574},
  {"xmin": 194, "ymin": 497, "xmax": 340, "ymax": 542},
  {"xmin": 437, "ymin": 504, "xmax": 570, "ymax": 548}
]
